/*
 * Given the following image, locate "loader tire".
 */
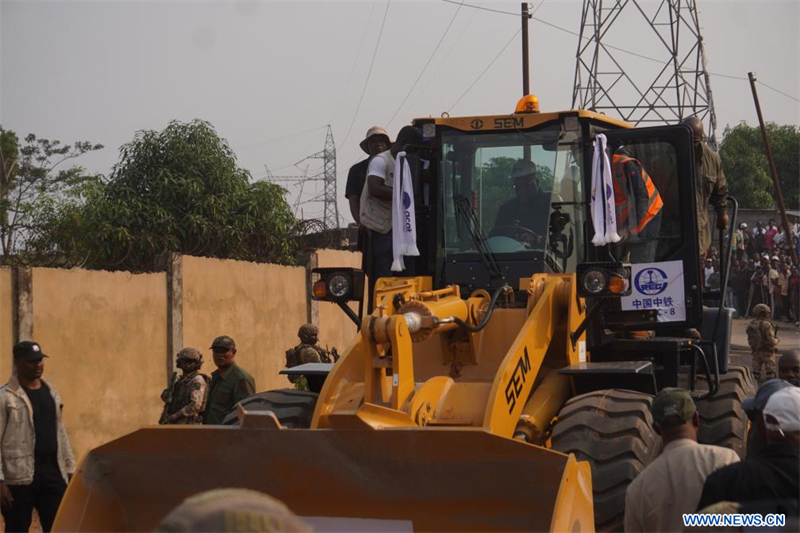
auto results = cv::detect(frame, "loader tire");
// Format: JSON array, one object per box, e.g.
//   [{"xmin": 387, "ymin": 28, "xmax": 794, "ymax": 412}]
[
  {"xmin": 695, "ymin": 364, "xmax": 755, "ymax": 458},
  {"xmin": 221, "ymin": 389, "xmax": 318, "ymax": 428},
  {"xmin": 551, "ymin": 389, "xmax": 658, "ymax": 532}
]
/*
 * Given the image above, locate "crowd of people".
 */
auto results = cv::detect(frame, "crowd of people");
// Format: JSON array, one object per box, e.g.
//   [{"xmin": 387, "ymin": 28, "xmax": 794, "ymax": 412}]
[
  {"xmin": 625, "ymin": 356, "xmax": 800, "ymax": 532},
  {"xmin": 701, "ymin": 217, "xmax": 800, "ymax": 325}
]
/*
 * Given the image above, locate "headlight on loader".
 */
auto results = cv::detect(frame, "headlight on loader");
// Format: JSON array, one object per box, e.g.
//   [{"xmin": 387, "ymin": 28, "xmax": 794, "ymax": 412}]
[
  {"xmin": 327, "ymin": 274, "xmax": 351, "ymax": 299},
  {"xmin": 310, "ymin": 268, "xmax": 365, "ymax": 302},
  {"xmin": 576, "ymin": 263, "xmax": 632, "ymax": 298}
]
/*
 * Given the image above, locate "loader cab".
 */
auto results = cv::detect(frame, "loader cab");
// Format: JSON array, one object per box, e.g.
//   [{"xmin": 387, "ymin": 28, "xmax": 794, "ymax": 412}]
[{"xmin": 412, "ymin": 109, "xmax": 702, "ymax": 327}]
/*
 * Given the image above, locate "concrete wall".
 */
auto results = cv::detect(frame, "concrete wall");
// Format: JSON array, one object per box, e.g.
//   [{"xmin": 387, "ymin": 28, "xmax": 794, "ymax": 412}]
[
  {"xmin": 181, "ymin": 255, "xmax": 308, "ymax": 393},
  {"xmin": 315, "ymin": 249, "xmax": 362, "ymax": 355},
  {"xmin": 30, "ymin": 268, "xmax": 167, "ymax": 462},
  {"xmin": 0, "ymin": 250, "xmax": 362, "ymax": 463},
  {"xmin": 0, "ymin": 267, "xmax": 11, "ymax": 379}
]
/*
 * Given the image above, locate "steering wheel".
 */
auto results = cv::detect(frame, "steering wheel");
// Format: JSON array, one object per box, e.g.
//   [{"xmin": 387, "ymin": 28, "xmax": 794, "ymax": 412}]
[{"xmin": 489, "ymin": 225, "xmax": 542, "ymax": 248}]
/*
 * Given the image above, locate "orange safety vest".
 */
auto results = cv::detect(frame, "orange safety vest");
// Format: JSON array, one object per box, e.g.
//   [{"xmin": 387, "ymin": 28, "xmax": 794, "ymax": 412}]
[{"xmin": 612, "ymin": 154, "xmax": 664, "ymax": 235}]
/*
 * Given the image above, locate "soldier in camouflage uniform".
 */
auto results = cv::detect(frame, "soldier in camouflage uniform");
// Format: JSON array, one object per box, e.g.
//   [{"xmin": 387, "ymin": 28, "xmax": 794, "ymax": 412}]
[
  {"xmin": 159, "ymin": 347, "xmax": 209, "ymax": 425},
  {"xmin": 746, "ymin": 304, "xmax": 780, "ymax": 383},
  {"xmin": 285, "ymin": 325, "xmax": 337, "ymax": 387}
]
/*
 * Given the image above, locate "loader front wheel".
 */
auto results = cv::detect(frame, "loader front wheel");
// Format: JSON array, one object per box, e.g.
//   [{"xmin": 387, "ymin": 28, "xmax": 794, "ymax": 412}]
[
  {"xmin": 695, "ymin": 364, "xmax": 756, "ymax": 458},
  {"xmin": 551, "ymin": 389, "xmax": 658, "ymax": 532},
  {"xmin": 221, "ymin": 389, "xmax": 318, "ymax": 428}
]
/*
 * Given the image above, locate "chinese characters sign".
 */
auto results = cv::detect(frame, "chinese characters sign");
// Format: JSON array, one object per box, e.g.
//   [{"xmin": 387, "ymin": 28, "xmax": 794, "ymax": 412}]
[{"xmin": 621, "ymin": 260, "xmax": 686, "ymax": 322}]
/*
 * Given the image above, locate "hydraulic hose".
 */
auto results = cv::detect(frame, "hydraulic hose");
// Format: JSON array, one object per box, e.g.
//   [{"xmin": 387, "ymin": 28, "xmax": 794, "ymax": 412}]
[{"xmin": 451, "ymin": 285, "xmax": 511, "ymax": 333}]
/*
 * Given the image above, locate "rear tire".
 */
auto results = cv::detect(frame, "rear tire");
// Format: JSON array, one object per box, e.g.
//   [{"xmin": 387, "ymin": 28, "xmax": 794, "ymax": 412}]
[
  {"xmin": 221, "ymin": 389, "xmax": 318, "ymax": 428},
  {"xmin": 551, "ymin": 389, "xmax": 658, "ymax": 532},
  {"xmin": 695, "ymin": 364, "xmax": 755, "ymax": 458}
]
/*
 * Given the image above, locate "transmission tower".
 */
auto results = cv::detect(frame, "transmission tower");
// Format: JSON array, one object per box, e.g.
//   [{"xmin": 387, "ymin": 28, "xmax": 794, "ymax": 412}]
[
  {"xmin": 572, "ymin": 0, "xmax": 718, "ymax": 146},
  {"xmin": 264, "ymin": 125, "xmax": 340, "ymax": 229}
]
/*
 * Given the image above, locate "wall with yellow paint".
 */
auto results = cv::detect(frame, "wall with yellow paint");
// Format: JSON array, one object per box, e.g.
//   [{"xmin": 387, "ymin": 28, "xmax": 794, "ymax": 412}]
[
  {"xmin": 0, "ymin": 267, "xmax": 12, "ymax": 381},
  {"xmin": 181, "ymin": 256, "xmax": 308, "ymax": 393},
  {"xmin": 30, "ymin": 267, "xmax": 167, "ymax": 462}
]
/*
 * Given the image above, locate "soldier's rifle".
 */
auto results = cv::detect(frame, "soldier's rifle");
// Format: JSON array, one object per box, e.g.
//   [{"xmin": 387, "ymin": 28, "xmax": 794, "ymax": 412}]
[{"xmin": 159, "ymin": 372, "xmax": 179, "ymax": 424}]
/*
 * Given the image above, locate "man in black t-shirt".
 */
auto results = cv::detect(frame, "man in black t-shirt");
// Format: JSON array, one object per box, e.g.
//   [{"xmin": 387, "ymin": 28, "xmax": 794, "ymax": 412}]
[
  {"xmin": 697, "ymin": 387, "xmax": 800, "ymax": 515},
  {"xmin": 0, "ymin": 341, "xmax": 75, "ymax": 533},
  {"xmin": 493, "ymin": 159, "xmax": 551, "ymax": 246},
  {"xmin": 345, "ymin": 126, "xmax": 391, "ymax": 251}
]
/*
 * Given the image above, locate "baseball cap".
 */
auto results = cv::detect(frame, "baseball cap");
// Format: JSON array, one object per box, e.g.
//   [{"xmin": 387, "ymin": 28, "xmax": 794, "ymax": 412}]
[
  {"xmin": 210, "ymin": 336, "xmax": 236, "ymax": 350},
  {"xmin": 13, "ymin": 341, "xmax": 49, "ymax": 361},
  {"xmin": 359, "ymin": 126, "xmax": 391, "ymax": 154},
  {"xmin": 652, "ymin": 388, "xmax": 696, "ymax": 428},
  {"xmin": 763, "ymin": 387, "xmax": 800, "ymax": 432},
  {"xmin": 742, "ymin": 378, "xmax": 792, "ymax": 419},
  {"xmin": 154, "ymin": 488, "xmax": 312, "ymax": 532},
  {"xmin": 740, "ymin": 222, "xmax": 748, "ymax": 229}
]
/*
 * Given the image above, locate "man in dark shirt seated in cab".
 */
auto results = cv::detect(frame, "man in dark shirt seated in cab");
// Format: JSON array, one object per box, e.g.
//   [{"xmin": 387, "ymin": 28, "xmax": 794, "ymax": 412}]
[{"xmin": 492, "ymin": 159, "xmax": 550, "ymax": 247}]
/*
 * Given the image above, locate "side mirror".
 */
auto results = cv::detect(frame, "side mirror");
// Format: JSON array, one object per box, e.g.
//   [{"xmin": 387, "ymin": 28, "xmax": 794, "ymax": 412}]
[{"xmin": 311, "ymin": 268, "xmax": 365, "ymax": 302}]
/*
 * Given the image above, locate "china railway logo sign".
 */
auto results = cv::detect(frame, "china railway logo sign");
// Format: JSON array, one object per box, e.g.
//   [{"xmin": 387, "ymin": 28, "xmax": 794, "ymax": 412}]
[
  {"xmin": 635, "ymin": 268, "xmax": 669, "ymax": 295},
  {"xmin": 470, "ymin": 119, "xmax": 484, "ymax": 130}
]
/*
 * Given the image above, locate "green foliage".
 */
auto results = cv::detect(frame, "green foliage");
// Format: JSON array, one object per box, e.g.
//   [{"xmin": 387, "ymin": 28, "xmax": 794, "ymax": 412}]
[
  {"xmin": 35, "ymin": 120, "xmax": 298, "ymax": 271},
  {"xmin": 0, "ymin": 126, "xmax": 102, "ymax": 262},
  {"xmin": 719, "ymin": 122, "xmax": 799, "ymax": 209}
]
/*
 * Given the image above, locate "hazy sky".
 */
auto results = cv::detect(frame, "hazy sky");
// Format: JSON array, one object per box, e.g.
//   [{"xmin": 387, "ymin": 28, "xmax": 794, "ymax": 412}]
[{"xmin": 2, "ymin": 0, "xmax": 798, "ymax": 223}]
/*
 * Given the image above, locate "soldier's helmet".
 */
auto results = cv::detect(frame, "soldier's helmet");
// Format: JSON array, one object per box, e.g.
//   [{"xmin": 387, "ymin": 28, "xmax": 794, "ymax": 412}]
[
  {"xmin": 753, "ymin": 304, "xmax": 771, "ymax": 319},
  {"xmin": 298, "ymin": 324, "xmax": 319, "ymax": 344},
  {"xmin": 177, "ymin": 347, "xmax": 203, "ymax": 364}
]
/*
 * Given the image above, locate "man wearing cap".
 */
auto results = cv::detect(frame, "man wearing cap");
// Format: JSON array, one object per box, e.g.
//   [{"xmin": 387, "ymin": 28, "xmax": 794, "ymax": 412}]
[
  {"xmin": 159, "ymin": 347, "xmax": 210, "ymax": 425},
  {"xmin": 0, "ymin": 341, "xmax": 76, "ymax": 533},
  {"xmin": 743, "ymin": 378, "xmax": 793, "ymax": 458},
  {"xmin": 346, "ymin": 127, "xmax": 391, "ymax": 229},
  {"xmin": 492, "ymin": 159, "xmax": 551, "ymax": 244},
  {"xmin": 202, "ymin": 336, "xmax": 256, "ymax": 425},
  {"xmin": 624, "ymin": 388, "xmax": 739, "ymax": 533},
  {"xmin": 698, "ymin": 387, "xmax": 800, "ymax": 510},
  {"xmin": 361, "ymin": 125, "xmax": 423, "ymax": 282}
]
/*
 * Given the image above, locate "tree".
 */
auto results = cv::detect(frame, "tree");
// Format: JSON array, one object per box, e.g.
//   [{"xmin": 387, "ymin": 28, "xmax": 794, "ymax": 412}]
[
  {"xmin": 719, "ymin": 122, "xmax": 799, "ymax": 209},
  {"xmin": 0, "ymin": 126, "xmax": 102, "ymax": 262},
  {"xmin": 36, "ymin": 120, "xmax": 299, "ymax": 271}
]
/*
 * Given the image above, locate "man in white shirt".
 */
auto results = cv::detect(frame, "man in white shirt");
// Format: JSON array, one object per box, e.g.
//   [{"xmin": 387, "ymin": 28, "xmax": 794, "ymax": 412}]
[
  {"xmin": 624, "ymin": 388, "xmax": 740, "ymax": 533},
  {"xmin": 360, "ymin": 125, "xmax": 422, "ymax": 286}
]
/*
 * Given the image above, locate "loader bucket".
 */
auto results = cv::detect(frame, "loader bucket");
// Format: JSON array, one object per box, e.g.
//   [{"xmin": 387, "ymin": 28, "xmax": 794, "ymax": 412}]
[{"xmin": 54, "ymin": 425, "xmax": 593, "ymax": 532}]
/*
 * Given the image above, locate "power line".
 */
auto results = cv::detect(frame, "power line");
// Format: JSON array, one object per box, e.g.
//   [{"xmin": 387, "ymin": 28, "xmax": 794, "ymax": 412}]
[
  {"xmin": 449, "ymin": 28, "xmax": 522, "ymax": 112},
  {"xmin": 758, "ymin": 80, "xmax": 800, "ymax": 103},
  {"xmin": 438, "ymin": 0, "xmax": 800, "ymax": 110},
  {"xmin": 340, "ymin": 1, "xmax": 391, "ymax": 150},
  {"xmin": 240, "ymin": 125, "xmax": 327, "ymax": 151},
  {"xmin": 386, "ymin": 1, "xmax": 465, "ymax": 128},
  {"xmin": 329, "ymin": 2, "xmax": 378, "ymax": 127},
  {"xmin": 440, "ymin": 0, "xmax": 520, "ymax": 17},
  {"xmin": 408, "ymin": 7, "xmax": 478, "ymax": 111}
]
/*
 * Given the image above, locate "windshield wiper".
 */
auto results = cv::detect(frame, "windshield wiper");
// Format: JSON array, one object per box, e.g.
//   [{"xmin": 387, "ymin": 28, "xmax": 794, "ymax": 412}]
[{"xmin": 453, "ymin": 194, "xmax": 503, "ymax": 279}]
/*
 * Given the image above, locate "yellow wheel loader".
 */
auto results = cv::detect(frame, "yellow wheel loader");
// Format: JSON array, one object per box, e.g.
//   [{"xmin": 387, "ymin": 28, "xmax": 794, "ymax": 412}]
[{"xmin": 55, "ymin": 101, "xmax": 753, "ymax": 532}]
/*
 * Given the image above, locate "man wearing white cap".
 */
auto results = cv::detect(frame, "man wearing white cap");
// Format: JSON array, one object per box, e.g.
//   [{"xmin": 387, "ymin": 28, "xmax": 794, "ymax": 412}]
[{"xmin": 697, "ymin": 386, "xmax": 800, "ymax": 510}]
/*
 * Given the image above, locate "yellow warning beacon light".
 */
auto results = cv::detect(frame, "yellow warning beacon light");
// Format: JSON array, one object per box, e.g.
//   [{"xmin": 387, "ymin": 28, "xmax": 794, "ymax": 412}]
[{"xmin": 515, "ymin": 94, "xmax": 540, "ymax": 114}]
